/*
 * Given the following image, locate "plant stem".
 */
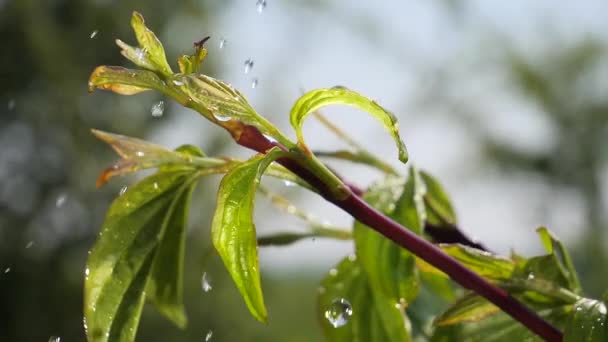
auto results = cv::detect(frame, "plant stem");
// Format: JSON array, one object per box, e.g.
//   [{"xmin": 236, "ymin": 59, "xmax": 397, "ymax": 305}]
[{"xmin": 235, "ymin": 124, "xmax": 562, "ymax": 342}]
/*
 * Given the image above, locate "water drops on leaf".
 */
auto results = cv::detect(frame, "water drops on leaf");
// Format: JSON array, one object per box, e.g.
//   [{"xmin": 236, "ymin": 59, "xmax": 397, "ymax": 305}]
[
  {"xmin": 135, "ymin": 47, "xmax": 148, "ymax": 62},
  {"xmin": 205, "ymin": 330, "xmax": 213, "ymax": 341},
  {"xmin": 324, "ymin": 298, "xmax": 352, "ymax": 328},
  {"xmin": 201, "ymin": 272, "xmax": 212, "ymax": 292},
  {"xmin": 213, "ymin": 113, "xmax": 231, "ymax": 122},
  {"xmin": 256, "ymin": 0, "xmax": 267, "ymax": 13},
  {"xmin": 151, "ymin": 100, "xmax": 165, "ymax": 117},
  {"xmin": 119, "ymin": 185, "xmax": 128, "ymax": 196},
  {"xmin": 251, "ymin": 78, "xmax": 258, "ymax": 89},
  {"xmin": 219, "ymin": 38, "xmax": 227, "ymax": 49},
  {"xmin": 90, "ymin": 30, "xmax": 99, "ymax": 39},
  {"xmin": 135, "ymin": 151, "xmax": 145, "ymax": 157},
  {"xmin": 243, "ymin": 58, "xmax": 254, "ymax": 74},
  {"xmin": 55, "ymin": 194, "xmax": 67, "ymax": 208}
]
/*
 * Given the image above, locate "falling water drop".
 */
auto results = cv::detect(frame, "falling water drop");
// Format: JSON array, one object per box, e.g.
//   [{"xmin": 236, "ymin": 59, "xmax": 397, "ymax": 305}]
[
  {"xmin": 205, "ymin": 330, "xmax": 213, "ymax": 341},
  {"xmin": 219, "ymin": 38, "xmax": 227, "ymax": 49},
  {"xmin": 25, "ymin": 241, "xmax": 34, "ymax": 249},
  {"xmin": 119, "ymin": 186, "xmax": 128, "ymax": 196},
  {"xmin": 90, "ymin": 30, "xmax": 99, "ymax": 39},
  {"xmin": 55, "ymin": 194, "xmax": 67, "ymax": 208},
  {"xmin": 151, "ymin": 100, "xmax": 165, "ymax": 117},
  {"xmin": 48, "ymin": 337, "xmax": 61, "ymax": 342},
  {"xmin": 256, "ymin": 0, "xmax": 267, "ymax": 13},
  {"xmin": 4, "ymin": 267, "xmax": 11, "ymax": 274},
  {"xmin": 324, "ymin": 298, "xmax": 352, "ymax": 328},
  {"xmin": 201, "ymin": 272, "xmax": 212, "ymax": 292},
  {"xmin": 251, "ymin": 78, "xmax": 258, "ymax": 89},
  {"xmin": 243, "ymin": 58, "xmax": 254, "ymax": 74},
  {"xmin": 7, "ymin": 99, "xmax": 15, "ymax": 110}
]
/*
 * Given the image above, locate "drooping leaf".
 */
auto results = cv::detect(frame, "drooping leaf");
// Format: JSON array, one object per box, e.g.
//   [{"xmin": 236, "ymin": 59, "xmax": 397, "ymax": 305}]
[
  {"xmin": 88, "ymin": 66, "xmax": 166, "ymax": 95},
  {"xmin": 211, "ymin": 148, "xmax": 287, "ymax": 322},
  {"xmin": 564, "ymin": 298, "xmax": 608, "ymax": 342},
  {"xmin": 434, "ymin": 293, "xmax": 500, "ymax": 326},
  {"xmin": 84, "ymin": 171, "xmax": 198, "ymax": 342},
  {"xmin": 318, "ymin": 256, "xmax": 412, "ymax": 342},
  {"xmin": 290, "ymin": 87, "xmax": 408, "ymax": 163},
  {"xmin": 440, "ymin": 244, "xmax": 515, "ymax": 281},
  {"xmin": 130, "ymin": 11, "xmax": 173, "ymax": 76}
]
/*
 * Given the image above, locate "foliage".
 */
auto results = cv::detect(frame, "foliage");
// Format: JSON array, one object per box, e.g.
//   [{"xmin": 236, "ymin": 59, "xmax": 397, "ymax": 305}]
[{"xmin": 83, "ymin": 12, "xmax": 607, "ymax": 342}]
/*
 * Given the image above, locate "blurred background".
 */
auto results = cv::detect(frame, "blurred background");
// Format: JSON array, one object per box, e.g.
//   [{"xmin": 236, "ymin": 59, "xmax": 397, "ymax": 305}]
[{"xmin": 1, "ymin": 0, "xmax": 607, "ymax": 340}]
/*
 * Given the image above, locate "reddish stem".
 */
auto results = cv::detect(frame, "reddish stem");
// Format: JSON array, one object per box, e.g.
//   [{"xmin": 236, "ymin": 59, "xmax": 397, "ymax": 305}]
[{"xmin": 236, "ymin": 125, "xmax": 562, "ymax": 342}]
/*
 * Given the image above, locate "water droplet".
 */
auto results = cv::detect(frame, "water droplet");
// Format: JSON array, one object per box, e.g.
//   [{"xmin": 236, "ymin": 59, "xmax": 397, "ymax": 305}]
[
  {"xmin": 256, "ymin": 0, "xmax": 267, "ymax": 13},
  {"xmin": 213, "ymin": 113, "xmax": 231, "ymax": 122},
  {"xmin": 135, "ymin": 151, "xmax": 145, "ymax": 157},
  {"xmin": 201, "ymin": 272, "xmax": 212, "ymax": 292},
  {"xmin": 219, "ymin": 38, "xmax": 227, "ymax": 49},
  {"xmin": 243, "ymin": 58, "xmax": 254, "ymax": 74},
  {"xmin": 251, "ymin": 78, "xmax": 258, "ymax": 89},
  {"xmin": 4, "ymin": 267, "xmax": 11, "ymax": 274},
  {"xmin": 151, "ymin": 100, "xmax": 165, "ymax": 117},
  {"xmin": 324, "ymin": 298, "xmax": 352, "ymax": 328},
  {"xmin": 347, "ymin": 254, "xmax": 357, "ymax": 262},
  {"xmin": 283, "ymin": 180, "xmax": 296, "ymax": 187},
  {"xmin": 25, "ymin": 241, "xmax": 34, "ymax": 249},
  {"xmin": 153, "ymin": 182, "xmax": 159, "ymax": 190},
  {"xmin": 135, "ymin": 47, "xmax": 147, "ymax": 62},
  {"xmin": 329, "ymin": 268, "xmax": 338, "ymax": 277},
  {"xmin": 172, "ymin": 80, "xmax": 184, "ymax": 86},
  {"xmin": 55, "ymin": 194, "xmax": 67, "ymax": 208},
  {"xmin": 48, "ymin": 336, "xmax": 61, "ymax": 342},
  {"xmin": 90, "ymin": 30, "xmax": 99, "ymax": 39},
  {"xmin": 527, "ymin": 273, "xmax": 535, "ymax": 280},
  {"xmin": 7, "ymin": 99, "xmax": 15, "ymax": 110},
  {"xmin": 85, "ymin": 268, "xmax": 90, "ymax": 276},
  {"xmin": 205, "ymin": 330, "xmax": 213, "ymax": 341},
  {"xmin": 119, "ymin": 186, "xmax": 128, "ymax": 196}
]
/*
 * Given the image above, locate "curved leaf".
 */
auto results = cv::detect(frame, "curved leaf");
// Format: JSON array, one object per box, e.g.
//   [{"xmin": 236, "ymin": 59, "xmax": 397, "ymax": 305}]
[
  {"xmin": 130, "ymin": 11, "xmax": 173, "ymax": 76},
  {"xmin": 535, "ymin": 227, "xmax": 581, "ymax": 293},
  {"xmin": 290, "ymin": 87, "xmax": 408, "ymax": 163},
  {"xmin": 435, "ymin": 293, "xmax": 500, "ymax": 326},
  {"xmin": 564, "ymin": 298, "xmax": 608, "ymax": 342},
  {"xmin": 211, "ymin": 148, "xmax": 287, "ymax": 322},
  {"xmin": 84, "ymin": 171, "xmax": 198, "ymax": 342},
  {"xmin": 88, "ymin": 66, "xmax": 165, "ymax": 95},
  {"xmin": 440, "ymin": 244, "xmax": 515, "ymax": 281},
  {"xmin": 318, "ymin": 256, "xmax": 412, "ymax": 342}
]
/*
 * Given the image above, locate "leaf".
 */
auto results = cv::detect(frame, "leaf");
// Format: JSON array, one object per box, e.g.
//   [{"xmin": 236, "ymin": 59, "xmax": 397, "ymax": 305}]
[
  {"xmin": 419, "ymin": 171, "xmax": 457, "ymax": 225},
  {"xmin": 88, "ymin": 66, "xmax": 166, "ymax": 95},
  {"xmin": 536, "ymin": 227, "xmax": 581, "ymax": 293},
  {"xmin": 211, "ymin": 148, "xmax": 287, "ymax": 322},
  {"xmin": 145, "ymin": 177, "xmax": 197, "ymax": 328},
  {"xmin": 318, "ymin": 256, "xmax": 412, "ymax": 342},
  {"xmin": 435, "ymin": 293, "xmax": 500, "ymax": 326},
  {"xmin": 290, "ymin": 87, "xmax": 408, "ymax": 163},
  {"xmin": 440, "ymin": 244, "xmax": 515, "ymax": 281},
  {"xmin": 84, "ymin": 171, "xmax": 198, "ymax": 342},
  {"xmin": 354, "ymin": 175, "xmax": 419, "ymax": 305},
  {"xmin": 177, "ymin": 37, "xmax": 209, "ymax": 74},
  {"xmin": 130, "ymin": 11, "xmax": 173, "ymax": 76},
  {"xmin": 92, "ymin": 130, "xmax": 233, "ymax": 186},
  {"xmin": 564, "ymin": 298, "xmax": 608, "ymax": 342}
]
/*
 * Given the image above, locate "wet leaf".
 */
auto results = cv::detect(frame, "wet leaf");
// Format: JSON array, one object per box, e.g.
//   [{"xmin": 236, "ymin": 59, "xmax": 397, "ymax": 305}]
[
  {"xmin": 211, "ymin": 148, "xmax": 287, "ymax": 322},
  {"xmin": 177, "ymin": 37, "xmax": 208, "ymax": 74},
  {"xmin": 318, "ymin": 257, "xmax": 412, "ymax": 342},
  {"xmin": 440, "ymin": 244, "xmax": 515, "ymax": 281},
  {"xmin": 130, "ymin": 11, "xmax": 173, "ymax": 76},
  {"xmin": 564, "ymin": 298, "xmax": 608, "ymax": 342},
  {"xmin": 535, "ymin": 227, "xmax": 581, "ymax": 293},
  {"xmin": 290, "ymin": 87, "xmax": 408, "ymax": 163},
  {"xmin": 88, "ymin": 66, "xmax": 166, "ymax": 95},
  {"xmin": 84, "ymin": 171, "xmax": 199, "ymax": 342},
  {"xmin": 435, "ymin": 293, "xmax": 500, "ymax": 326}
]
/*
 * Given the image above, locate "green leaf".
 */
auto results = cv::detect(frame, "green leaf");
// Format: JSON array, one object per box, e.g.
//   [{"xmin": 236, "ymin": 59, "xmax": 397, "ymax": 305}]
[
  {"xmin": 145, "ymin": 179, "xmax": 197, "ymax": 328},
  {"xmin": 84, "ymin": 171, "xmax": 198, "ymax": 342},
  {"xmin": 177, "ymin": 37, "xmax": 209, "ymax": 74},
  {"xmin": 535, "ymin": 227, "xmax": 581, "ymax": 293},
  {"xmin": 419, "ymin": 171, "xmax": 457, "ymax": 225},
  {"xmin": 435, "ymin": 293, "xmax": 500, "ymax": 326},
  {"xmin": 354, "ymin": 175, "xmax": 419, "ymax": 304},
  {"xmin": 564, "ymin": 298, "xmax": 608, "ymax": 342},
  {"xmin": 318, "ymin": 257, "xmax": 412, "ymax": 342},
  {"xmin": 393, "ymin": 167, "xmax": 427, "ymax": 235},
  {"xmin": 211, "ymin": 148, "xmax": 287, "ymax": 322},
  {"xmin": 88, "ymin": 66, "xmax": 166, "ymax": 95},
  {"xmin": 440, "ymin": 244, "xmax": 515, "ymax": 281},
  {"xmin": 290, "ymin": 87, "xmax": 408, "ymax": 163},
  {"xmin": 130, "ymin": 11, "xmax": 173, "ymax": 76}
]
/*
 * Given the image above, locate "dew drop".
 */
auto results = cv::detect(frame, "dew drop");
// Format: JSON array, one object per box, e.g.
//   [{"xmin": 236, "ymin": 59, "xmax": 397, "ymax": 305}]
[
  {"xmin": 324, "ymin": 298, "xmax": 352, "ymax": 328},
  {"xmin": 119, "ymin": 186, "xmax": 128, "ymax": 196},
  {"xmin": 201, "ymin": 272, "xmax": 212, "ymax": 292},
  {"xmin": 85, "ymin": 268, "xmax": 90, "ymax": 276},
  {"xmin": 48, "ymin": 336, "xmax": 61, "ymax": 342},
  {"xmin": 243, "ymin": 58, "xmax": 254, "ymax": 74},
  {"xmin": 256, "ymin": 0, "xmax": 267, "ymax": 13},
  {"xmin": 219, "ymin": 38, "xmax": 227, "ymax": 49},
  {"xmin": 7, "ymin": 99, "xmax": 15, "ymax": 110},
  {"xmin": 151, "ymin": 100, "xmax": 165, "ymax": 117},
  {"xmin": 172, "ymin": 80, "xmax": 185, "ymax": 86},
  {"xmin": 55, "ymin": 194, "xmax": 67, "ymax": 208},
  {"xmin": 90, "ymin": 30, "xmax": 99, "ymax": 39},
  {"xmin": 205, "ymin": 330, "xmax": 213, "ymax": 341},
  {"xmin": 25, "ymin": 241, "xmax": 34, "ymax": 249},
  {"xmin": 213, "ymin": 113, "xmax": 231, "ymax": 122},
  {"xmin": 4, "ymin": 267, "xmax": 11, "ymax": 274},
  {"xmin": 135, "ymin": 47, "xmax": 147, "ymax": 62},
  {"xmin": 251, "ymin": 78, "xmax": 258, "ymax": 89}
]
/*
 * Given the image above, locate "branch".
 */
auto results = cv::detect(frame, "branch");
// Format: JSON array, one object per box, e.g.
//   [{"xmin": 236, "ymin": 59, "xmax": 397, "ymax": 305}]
[{"xmin": 236, "ymin": 124, "xmax": 562, "ymax": 342}]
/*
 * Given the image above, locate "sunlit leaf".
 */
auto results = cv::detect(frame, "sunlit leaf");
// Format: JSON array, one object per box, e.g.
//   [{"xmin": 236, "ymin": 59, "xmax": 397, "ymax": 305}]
[
  {"xmin": 435, "ymin": 293, "xmax": 500, "ymax": 326},
  {"xmin": 84, "ymin": 171, "xmax": 198, "ymax": 342},
  {"xmin": 130, "ymin": 11, "xmax": 173, "ymax": 76},
  {"xmin": 440, "ymin": 244, "xmax": 515, "ymax": 281},
  {"xmin": 211, "ymin": 148, "xmax": 287, "ymax": 322},
  {"xmin": 535, "ymin": 227, "xmax": 581, "ymax": 293},
  {"xmin": 290, "ymin": 87, "xmax": 408, "ymax": 163},
  {"xmin": 564, "ymin": 298, "xmax": 608, "ymax": 342},
  {"xmin": 318, "ymin": 257, "xmax": 412, "ymax": 342},
  {"xmin": 177, "ymin": 37, "xmax": 209, "ymax": 74},
  {"xmin": 88, "ymin": 66, "xmax": 165, "ymax": 95}
]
